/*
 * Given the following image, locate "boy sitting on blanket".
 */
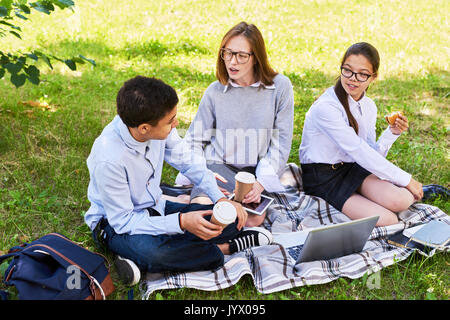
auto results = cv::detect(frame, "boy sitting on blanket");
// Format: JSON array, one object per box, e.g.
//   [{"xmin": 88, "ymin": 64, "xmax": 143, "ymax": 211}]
[{"xmin": 84, "ymin": 76, "xmax": 273, "ymax": 286}]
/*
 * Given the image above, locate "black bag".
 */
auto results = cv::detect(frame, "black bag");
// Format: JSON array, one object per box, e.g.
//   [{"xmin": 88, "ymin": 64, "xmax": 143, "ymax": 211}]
[{"xmin": 0, "ymin": 233, "xmax": 114, "ymax": 300}]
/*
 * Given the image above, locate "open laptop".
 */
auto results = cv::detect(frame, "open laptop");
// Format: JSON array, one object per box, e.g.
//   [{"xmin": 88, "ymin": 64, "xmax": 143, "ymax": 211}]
[{"xmin": 273, "ymin": 216, "xmax": 379, "ymax": 263}]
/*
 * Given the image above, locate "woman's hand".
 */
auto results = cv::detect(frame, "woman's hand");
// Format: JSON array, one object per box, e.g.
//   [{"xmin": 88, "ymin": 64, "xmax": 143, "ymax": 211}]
[
  {"xmin": 406, "ymin": 177, "xmax": 423, "ymax": 201},
  {"xmin": 242, "ymin": 181, "xmax": 264, "ymax": 204},
  {"xmin": 219, "ymin": 187, "xmax": 231, "ymax": 197},
  {"xmin": 213, "ymin": 172, "xmax": 231, "ymax": 197},
  {"xmin": 389, "ymin": 113, "xmax": 409, "ymax": 135}
]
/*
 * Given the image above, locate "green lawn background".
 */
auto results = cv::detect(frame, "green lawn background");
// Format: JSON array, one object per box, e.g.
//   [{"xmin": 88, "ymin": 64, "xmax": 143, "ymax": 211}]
[{"xmin": 0, "ymin": 0, "xmax": 448, "ymax": 299}]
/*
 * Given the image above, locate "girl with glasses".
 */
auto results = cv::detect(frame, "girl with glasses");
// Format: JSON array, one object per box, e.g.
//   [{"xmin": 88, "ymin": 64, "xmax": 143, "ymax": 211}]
[
  {"xmin": 299, "ymin": 42, "xmax": 423, "ymax": 226},
  {"xmin": 175, "ymin": 21, "xmax": 294, "ymax": 227}
]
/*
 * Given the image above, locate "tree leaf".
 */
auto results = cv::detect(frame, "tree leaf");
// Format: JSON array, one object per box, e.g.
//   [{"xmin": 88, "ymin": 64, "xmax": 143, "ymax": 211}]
[
  {"xmin": 19, "ymin": 4, "xmax": 30, "ymax": 14},
  {"xmin": 64, "ymin": 59, "xmax": 76, "ymax": 71},
  {"xmin": 9, "ymin": 30, "xmax": 21, "ymax": 39},
  {"xmin": 30, "ymin": 2, "xmax": 54, "ymax": 15},
  {"xmin": 41, "ymin": 55, "xmax": 53, "ymax": 69},
  {"xmin": 26, "ymin": 74, "xmax": 39, "ymax": 85},
  {"xmin": 70, "ymin": 56, "xmax": 85, "ymax": 64},
  {"xmin": 79, "ymin": 54, "xmax": 96, "ymax": 66},
  {"xmin": 54, "ymin": 0, "xmax": 74, "ymax": 9},
  {"xmin": 0, "ymin": 67, "xmax": 5, "ymax": 79},
  {"xmin": 25, "ymin": 53, "xmax": 38, "ymax": 61},
  {"xmin": 0, "ymin": 20, "xmax": 15, "ymax": 27},
  {"xmin": 4, "ymin": 61, "xmax": 22, "ymax": 74},
  {"xmin": 0, "ymin": 53, "xmax": 9, "ymax": 65},
  {"xmin": 10, "ymin": 72, "xmax": 26, "ymax": 88},
  {"xmin": 35, "ymin": 52, "xmax": 53, "ymax": 69},
  {"xmin": 24, "ymin": 65, "xmax": 39, "ymax": 78},
  {"xmin": 14, "ymin": 12, "xmax": 28, "ymax": 20}
]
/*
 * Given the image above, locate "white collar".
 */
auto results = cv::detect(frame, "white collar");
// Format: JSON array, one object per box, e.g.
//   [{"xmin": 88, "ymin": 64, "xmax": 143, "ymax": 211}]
[
  {"xmin": 347, "ymin": 91, "xmax": 367, "ymax": 115},
  {"xmin": 223, "ymin": 79, "xmax": 276, "ymax": 93}
]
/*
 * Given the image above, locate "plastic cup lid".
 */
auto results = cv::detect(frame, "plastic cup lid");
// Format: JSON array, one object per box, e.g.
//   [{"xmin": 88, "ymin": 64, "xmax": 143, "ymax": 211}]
[
  {"xmin": 213, "ymin": 202, "xmax": 237, "ymax": 224},
  {"xmin": 234, "ymin": 171, "xmax": 256, "ymax": 184}
]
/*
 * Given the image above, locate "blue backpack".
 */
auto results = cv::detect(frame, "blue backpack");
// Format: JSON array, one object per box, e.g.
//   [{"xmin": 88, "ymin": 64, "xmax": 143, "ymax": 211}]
[{"xmin": 0, "ymin": 233, "xmax": 114, "ymax": 300}]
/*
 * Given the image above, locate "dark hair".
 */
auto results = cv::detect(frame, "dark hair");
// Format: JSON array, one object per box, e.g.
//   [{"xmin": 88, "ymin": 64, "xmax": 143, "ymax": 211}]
[
  {"xmin": 116, "ymin": 76, "xmax": 178, "ymax": 127},
  {"xmin": 216, "ymin": 21, "xmax": 277, "ymax": 86},
  {"xmin": 334, "ymin": 42, "xmax": 380, "ymax": 134}
]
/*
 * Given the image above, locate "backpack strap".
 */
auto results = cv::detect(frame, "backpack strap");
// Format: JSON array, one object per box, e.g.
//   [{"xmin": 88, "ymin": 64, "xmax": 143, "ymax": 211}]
[{"xmin": 0, "ymin": 251, "xmax": 21, "ymax": 264}]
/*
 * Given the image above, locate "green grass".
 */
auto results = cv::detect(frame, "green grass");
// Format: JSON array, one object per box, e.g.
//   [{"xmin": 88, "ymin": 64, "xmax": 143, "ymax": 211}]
[{"xmin": 0, "ymin": 0, "xmax": 449, "ymax": 300}]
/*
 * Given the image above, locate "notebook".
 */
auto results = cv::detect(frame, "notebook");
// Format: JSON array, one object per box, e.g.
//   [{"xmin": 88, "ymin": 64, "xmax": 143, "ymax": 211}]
[
  {"xmin": 409, "ymin": 220, "xmax": 450, "ymax": 248},
  {"xmin": 387, "ymin": 220, "xmax": 450, "ymax": 251}
]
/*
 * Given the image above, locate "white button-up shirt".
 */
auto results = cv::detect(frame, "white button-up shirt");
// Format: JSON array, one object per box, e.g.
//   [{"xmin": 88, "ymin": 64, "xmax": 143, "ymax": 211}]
[{"xmin": 299, "ymin": 87, "xmax": 411, "ymax": 187}]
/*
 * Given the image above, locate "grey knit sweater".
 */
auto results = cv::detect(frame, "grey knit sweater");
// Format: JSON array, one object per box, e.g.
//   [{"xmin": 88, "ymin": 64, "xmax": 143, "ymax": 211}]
[{"xmin": 183, "ymin": 73, "xmax": 294, "ymax": 192}]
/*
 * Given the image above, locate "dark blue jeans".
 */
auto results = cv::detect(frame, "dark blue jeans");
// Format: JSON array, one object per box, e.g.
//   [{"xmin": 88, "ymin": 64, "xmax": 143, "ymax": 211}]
[{"xmin": 93, "ymin": 201, "xmax": 240, "ymax": 273}]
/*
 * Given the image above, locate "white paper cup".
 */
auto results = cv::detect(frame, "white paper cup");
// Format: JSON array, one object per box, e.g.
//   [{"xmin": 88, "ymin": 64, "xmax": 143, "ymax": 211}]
[
  {"xmin": 234, "ymin": 172, "xmax": 256, "ymax": 203},
  {"xmin": 211, "ymin": 201, "xmax": 237, "ymax": 227}
]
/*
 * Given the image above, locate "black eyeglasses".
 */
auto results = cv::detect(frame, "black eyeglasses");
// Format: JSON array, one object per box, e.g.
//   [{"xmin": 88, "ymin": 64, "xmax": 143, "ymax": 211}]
[
  {"xmin": 340, "ymin": 67, "xmax": 373, "ymax": 82},
  {"xmin": 220, "ymin": 48, "xmax": 253, "ymax": 64}
]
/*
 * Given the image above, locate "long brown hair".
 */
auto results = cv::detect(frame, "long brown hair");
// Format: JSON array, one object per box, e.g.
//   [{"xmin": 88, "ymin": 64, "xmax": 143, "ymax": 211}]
[
  {"xmin": 334, "ymin": 42, "xmax": 380, "ymax": 134},
  {"xmin": 216, "ymin": 21, "xmax": 277, "ymax": 86}
]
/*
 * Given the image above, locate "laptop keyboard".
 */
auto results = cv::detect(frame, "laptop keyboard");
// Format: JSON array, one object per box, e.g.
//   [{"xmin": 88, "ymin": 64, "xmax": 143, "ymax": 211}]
[{"xmin": 287, "ymin": 245, "xmax": 304, "ymax": 261}]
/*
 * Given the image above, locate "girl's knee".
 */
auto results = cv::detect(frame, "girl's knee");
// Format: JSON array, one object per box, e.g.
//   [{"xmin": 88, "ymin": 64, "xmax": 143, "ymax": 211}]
[
  {"xmin": 377, "ymin": 213, "xmax": 399, "ymax": 226},
  {"xmin": 244, "ymin": 213, "xmax": 266, "ymax": 228},
  {"xmin": 386, "ymin": 191, "xmax": 414, "ymax": 212}
]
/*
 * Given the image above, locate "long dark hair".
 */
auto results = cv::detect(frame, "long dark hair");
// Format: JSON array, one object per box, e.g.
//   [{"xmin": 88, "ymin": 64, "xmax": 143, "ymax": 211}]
[{"xmin": 334, "ymin": 42, "xmax": 380, "ymax": 134}]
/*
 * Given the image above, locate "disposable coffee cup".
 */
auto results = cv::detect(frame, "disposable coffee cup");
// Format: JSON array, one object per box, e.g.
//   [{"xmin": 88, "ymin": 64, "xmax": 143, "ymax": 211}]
[
  {"xmin": 234, "ymin": 171, "xmax": 256, "ymax": 203},
  {"xmin": 211, "ymin": 201, "xmax": 237, "ymax": 227}
]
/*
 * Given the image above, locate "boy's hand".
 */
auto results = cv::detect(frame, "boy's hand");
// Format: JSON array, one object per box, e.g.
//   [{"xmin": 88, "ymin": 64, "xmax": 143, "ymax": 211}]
[
  {"xmin": 179, "ymin": 210, "xmax": 223, "ymax": 240},
  {"xmin": 216, "ymin": 198, "xmax": 247, "ymax": 230}
]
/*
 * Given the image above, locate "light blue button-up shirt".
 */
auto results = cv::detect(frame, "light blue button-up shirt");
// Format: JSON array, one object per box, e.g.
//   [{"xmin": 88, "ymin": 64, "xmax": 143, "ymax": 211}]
[{"xmin": 84, "ymin": 115, "xmax": 224, "ymax": 235}]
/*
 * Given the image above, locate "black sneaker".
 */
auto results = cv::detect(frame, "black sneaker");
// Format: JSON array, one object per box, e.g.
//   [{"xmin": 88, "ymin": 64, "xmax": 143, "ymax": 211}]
[
  {"xmin": 93, "ymin": 218, "xmax": 108, "ymax": 252},
  {"xmin": 229, "ymin": 227, "xmax": 273, "ymax": 254},
  {"xmin": 114, "ymin": 256, "xmax": 141, "ymax": 286}
]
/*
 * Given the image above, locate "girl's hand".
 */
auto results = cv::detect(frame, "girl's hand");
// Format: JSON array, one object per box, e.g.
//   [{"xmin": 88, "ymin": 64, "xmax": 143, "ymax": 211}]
[
  {"xmin": 242, "ymin": 181, "xmax": 264, "ymax": 204},
  {"xmin": 406, "ymin": 177, "xmax": 423, "ymax": 201},
  {"xmin": 389, "ymin": 113, "xmax": 409, "ymax": 135}
]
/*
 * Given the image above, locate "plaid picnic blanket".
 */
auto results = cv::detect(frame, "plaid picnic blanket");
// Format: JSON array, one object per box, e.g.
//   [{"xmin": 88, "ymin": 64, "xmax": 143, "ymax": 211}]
[{"xmin": 141, "ymin": 163, "xmax": 449, "ymax": 299}]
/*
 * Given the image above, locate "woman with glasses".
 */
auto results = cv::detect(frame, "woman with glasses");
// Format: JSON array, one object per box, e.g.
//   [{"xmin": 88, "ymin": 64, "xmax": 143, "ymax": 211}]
[
  {"xmin": 175, "ymin": 21, "xmax": 294, "ymax": 227},
  {"xmin": 299, "ymin": 42, "xmax": 423, "ymax": 226}
]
